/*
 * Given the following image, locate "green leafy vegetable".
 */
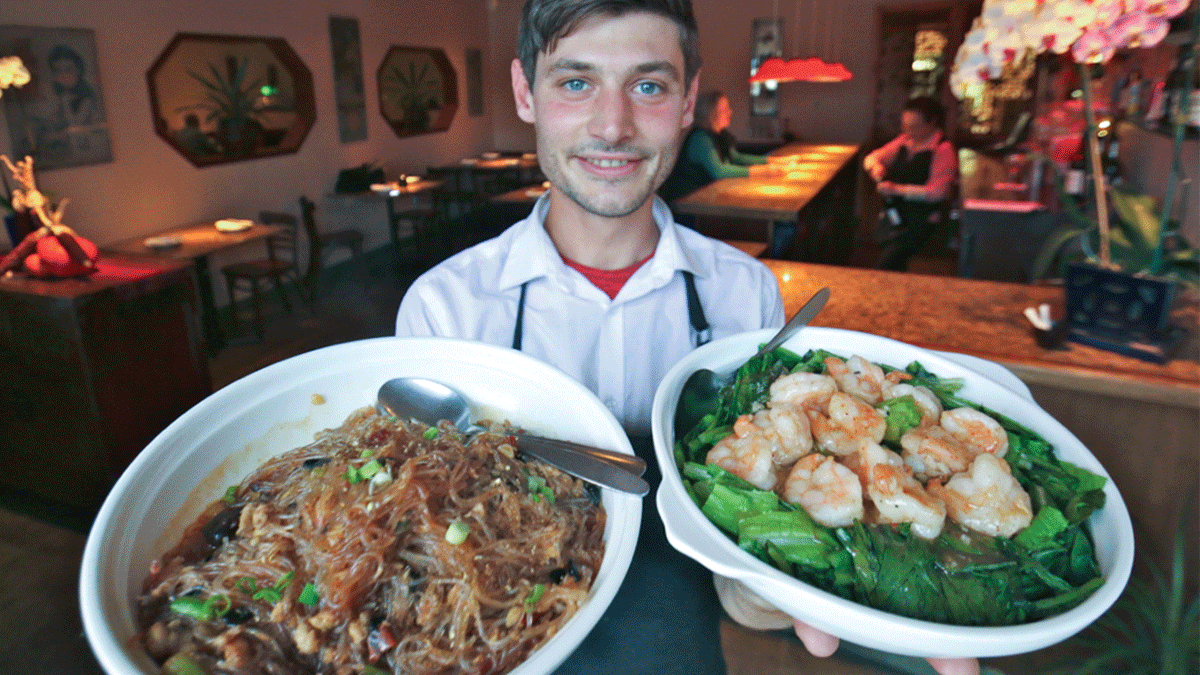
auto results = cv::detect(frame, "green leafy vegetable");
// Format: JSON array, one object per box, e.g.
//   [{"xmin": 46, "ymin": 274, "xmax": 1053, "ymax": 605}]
[{"xmin": 675, "ymin": 348, "xmax": 1109, "ymax": 627}]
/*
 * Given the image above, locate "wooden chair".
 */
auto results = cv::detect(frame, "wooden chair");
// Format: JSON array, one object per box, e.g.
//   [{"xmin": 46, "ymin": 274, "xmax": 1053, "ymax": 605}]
[
  {"xmin": 298, "ymin": 196, "xmax": 363, "ymax": 294},
  {"xmin": 221, "ymin": 211, "xmax": 303, "ymax": 340}
]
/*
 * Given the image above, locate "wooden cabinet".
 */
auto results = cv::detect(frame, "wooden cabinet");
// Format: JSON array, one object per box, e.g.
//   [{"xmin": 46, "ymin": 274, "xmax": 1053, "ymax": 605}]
[{"xmin": 0, "ymin": 255, "xmax": 211, "ymax": 509}]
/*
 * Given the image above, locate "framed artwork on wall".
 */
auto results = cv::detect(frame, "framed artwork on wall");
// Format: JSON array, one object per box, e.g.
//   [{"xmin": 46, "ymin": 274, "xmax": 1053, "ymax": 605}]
[
  {"xmin": 750, "ymin": 18, "xmax": 782, "ymax": 118},
  {"xmin": 0, "ymin": 25, "xmax": 113, "ymax": 170},
  {"xmin": 329, "ymin": 16, "xmax": 367, "ymax": 143},
  {"xmin": 377, "ymin": 46, "xmax": 457, "ymax": 138},
  {"xmin": 146, "ymin": 32, "xmax": 316, "ymax": 167},
  {"xmin": 465, "ymin": 48, "xmax": 484, "ymax": 117}
]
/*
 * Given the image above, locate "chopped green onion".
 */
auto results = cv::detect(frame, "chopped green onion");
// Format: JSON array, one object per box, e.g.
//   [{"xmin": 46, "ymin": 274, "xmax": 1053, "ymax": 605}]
[
  {"xmin": 162, "ymin": 652, "xmax": 209, "ymax": 675},
  {"xmin": 361, "ymin": 666, "xmax": 390, "ymax": 675},
  {"xmin": 221, "ymin": 485, "xmax": 238, "ymax": 505},
  {"xmin": 360, "ymin": 459, "xmax": 383, "ymax": 480},
  {"xmin": 169, "ymin": 594, "xmax": 230, "ymax": 621},
  {"xmin": 360, "ymin": 448, "xmax": 374, "ymax": 458},
  {"xmin": 423, "ymin": 427, "xmax": 439, "ymax": 440},
  {"xmin": 252, "ymin": 588, "xmax": 281, "ymax": 604},
  {"xmin": 344, "ymin": 466, "xmax": 364, "ymax": 484},
  {"xmin": 526, "ymin": 473, "xmax": 556, "ymax": 503},
  {"xmin": 524, "ymin": 583, "xmax": 546, "ymax": 608},
  {"xmin": 236, "ymin": 577, "xmax": 257, "ymax": 594},
  {"xmin": 297, "ymin": 582, "xmax": 320, "ymax": 606},
  {"xmin": 445, "ymin": 520, "xmax": 469, "ymax": 545}
]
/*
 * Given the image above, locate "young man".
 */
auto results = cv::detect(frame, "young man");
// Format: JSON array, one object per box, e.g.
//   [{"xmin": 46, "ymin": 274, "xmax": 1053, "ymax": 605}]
[{"xmin": 397, "ymin": 2, "xmax": 977, "ymax": 674}]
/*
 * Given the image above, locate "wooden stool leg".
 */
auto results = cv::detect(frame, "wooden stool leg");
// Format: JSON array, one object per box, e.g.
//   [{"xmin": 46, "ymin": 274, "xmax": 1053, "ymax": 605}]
[{"xmin": 250, "ymin": 280, "xmax": 264, "ymax": 340}]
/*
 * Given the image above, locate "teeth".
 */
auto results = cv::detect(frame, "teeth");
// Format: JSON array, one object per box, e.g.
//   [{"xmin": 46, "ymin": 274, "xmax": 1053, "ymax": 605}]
[{"xmin": 590, "ymin": 158, "xmax": 629, "ymax": 168}]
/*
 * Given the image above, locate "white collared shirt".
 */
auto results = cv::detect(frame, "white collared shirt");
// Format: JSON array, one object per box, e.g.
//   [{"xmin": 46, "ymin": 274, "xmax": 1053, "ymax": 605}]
[{"xmin": 395, "ymin": 195, "xmax": 785, "ymax": 434}]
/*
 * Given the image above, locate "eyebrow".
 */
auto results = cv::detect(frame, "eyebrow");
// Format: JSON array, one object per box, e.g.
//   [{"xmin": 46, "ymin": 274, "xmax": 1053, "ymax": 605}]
[{"xmin": 544, "ymin": 58, "xmax": 681, "ymax": 81}]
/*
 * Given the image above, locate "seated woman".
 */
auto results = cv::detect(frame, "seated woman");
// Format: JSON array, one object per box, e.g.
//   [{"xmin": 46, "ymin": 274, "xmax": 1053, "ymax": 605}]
[
  {"xmin": 863, "ymin": 96, "xmax": 958, "ymax": 271},
  {"xmin": 659, "ymin": 90, "xmax": 789, "ymax": 204}
]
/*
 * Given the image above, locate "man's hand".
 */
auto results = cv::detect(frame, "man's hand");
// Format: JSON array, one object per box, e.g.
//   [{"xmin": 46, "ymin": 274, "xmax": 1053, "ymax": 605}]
[
  {"xmin": 864, "ymin": 158, "xmax": 887, "ymax": 182},
  {"xmin": 792, "ymin": 620, "xmax": 981, "ymax": 675}
]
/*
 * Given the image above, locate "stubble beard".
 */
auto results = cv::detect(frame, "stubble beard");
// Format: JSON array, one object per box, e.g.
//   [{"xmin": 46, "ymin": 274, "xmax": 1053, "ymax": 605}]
[{"xmin": 542, "ymin": 143, "xmax": 677, "ymax": 219}]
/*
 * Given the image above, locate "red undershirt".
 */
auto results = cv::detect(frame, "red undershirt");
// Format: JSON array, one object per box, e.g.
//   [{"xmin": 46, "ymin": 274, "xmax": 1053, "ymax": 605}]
[{"xmin": 562, "ymin": 254, "xmax": 654, "ymax": 299}]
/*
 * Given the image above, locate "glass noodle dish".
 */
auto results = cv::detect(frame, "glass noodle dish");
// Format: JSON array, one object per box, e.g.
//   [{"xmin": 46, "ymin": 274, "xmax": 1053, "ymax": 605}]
[
  {"xmin": 674, "ymin": 347, "xmax": 1107, "ymax": 626},
  {"xmin": 138, "ymin": 406, "xmax": 606, "ymax": 675}
]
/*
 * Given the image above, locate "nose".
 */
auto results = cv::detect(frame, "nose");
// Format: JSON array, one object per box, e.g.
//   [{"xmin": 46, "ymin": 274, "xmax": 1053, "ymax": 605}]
[{"xmin": 587, "ymin": 88, "xmax": 635, "ymax": 146}]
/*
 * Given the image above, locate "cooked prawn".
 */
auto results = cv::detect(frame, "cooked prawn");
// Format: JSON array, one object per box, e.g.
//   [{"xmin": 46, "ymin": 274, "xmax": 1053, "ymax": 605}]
[
  {"xmin": 706, "ymin": 407, "xmax": 812, "ymax": 491},
  {"xmin": 769, "ymin": 372, "xmax": 837, "ymax": 411},
  {"xmin": 927, "ymin": 453, "xmax": 1032, "ymax": 538},
  {"xmin": 807, "ymin": 392, "xmax": 887, "ymax": 456},
  {"xmin": 899, "ymin": 425, "xmax": 973, "ymax": 481},
  {"xmin": 941, "ymin": 407, "xmax": 1009, "ymax": 458},
  {"xmin": 824, "ymin": 355, "xmax": 887, "ymax": 404},
  {"xmin": 782, "ymin": 453, "xmax": 864, "ymax": 528},
  {"xmin": 863, "ymin": 450, "xmax": 947, "ymax": 540}
]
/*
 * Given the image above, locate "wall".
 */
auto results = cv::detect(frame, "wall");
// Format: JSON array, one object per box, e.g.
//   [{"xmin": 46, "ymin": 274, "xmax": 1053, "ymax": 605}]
[
  {"xmin": 488, "ymin": 0, "xmax": 895, "ymax": 152},
  {"xmin": 0, "ymin": 0, "xmax": 492, "ymax": 302}
]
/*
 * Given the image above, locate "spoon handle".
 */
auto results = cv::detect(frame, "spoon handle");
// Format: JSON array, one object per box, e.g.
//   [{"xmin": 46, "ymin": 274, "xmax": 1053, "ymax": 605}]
[
  {"xmin": 511, "ymin": 433, "xmax": 647, "ymax": 476},
  {"xmin": 755, "ymin": 287, "xmax": 830, "ymax": 357}
]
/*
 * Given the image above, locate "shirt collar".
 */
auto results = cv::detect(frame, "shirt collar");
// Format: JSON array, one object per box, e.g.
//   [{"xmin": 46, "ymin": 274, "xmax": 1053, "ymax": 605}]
[{"xmin": 497, "ymin": 193, "xmax": 706, "ymax": 293}]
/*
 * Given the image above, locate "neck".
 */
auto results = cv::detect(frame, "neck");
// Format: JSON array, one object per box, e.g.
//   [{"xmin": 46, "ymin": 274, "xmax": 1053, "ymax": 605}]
[{"xmin": 543, "ymin": 190, "xmax": 660, "ymax": 270}]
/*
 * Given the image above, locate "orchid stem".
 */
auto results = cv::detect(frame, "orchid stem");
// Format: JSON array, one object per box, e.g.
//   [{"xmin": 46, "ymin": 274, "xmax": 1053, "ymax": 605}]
[{"xmin": 1079, "ymin": 63, "xmax": 1111, "ymax": 268}]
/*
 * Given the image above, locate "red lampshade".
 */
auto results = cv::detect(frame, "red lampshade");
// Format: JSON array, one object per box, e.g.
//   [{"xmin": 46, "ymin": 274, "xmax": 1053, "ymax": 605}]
[{"xmin": 749, "ymin": 56, "xmax": 853, "ymax": 83}]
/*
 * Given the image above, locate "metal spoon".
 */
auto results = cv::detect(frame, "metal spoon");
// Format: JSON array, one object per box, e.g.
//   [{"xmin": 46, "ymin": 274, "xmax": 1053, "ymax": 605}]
[
  {"xmin": 377, "ymin": 377, "xmax": 649, "ymax": 495},
  {"xmin": 674, "ymin": 287, "xmax": 830, "ymax": 440}
]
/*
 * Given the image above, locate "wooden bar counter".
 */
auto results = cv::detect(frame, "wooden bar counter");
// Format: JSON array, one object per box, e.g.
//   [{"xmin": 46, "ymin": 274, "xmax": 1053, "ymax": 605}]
[{"xmin": 764, "ymin": 260, "xmax": 1198, "ymax": 595}]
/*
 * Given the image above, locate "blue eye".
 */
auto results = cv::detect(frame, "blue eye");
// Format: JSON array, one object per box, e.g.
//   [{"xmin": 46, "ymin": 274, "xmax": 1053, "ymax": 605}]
[
  {"xmin": 563, "ymin": 79, "xmax": 588, "ymax": 92},
  {"xmin": 636, "ymin": 81, "xmax": 663, "ymax": 96}
]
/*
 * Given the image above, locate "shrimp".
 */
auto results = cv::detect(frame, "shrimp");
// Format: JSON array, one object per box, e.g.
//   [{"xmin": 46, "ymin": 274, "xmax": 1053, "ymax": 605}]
[
  {"xmin": 706, "ymin": 406, "xmax": 812, "ymax": 490},
  {"xmin": 899, "ymin": 425, "xmax": 973, "ymax": 481},
  {"xmin": 941, "ymin": 407, "xmax": 1009, "ymax": 458},
  {"xmin": 883, "ymin": 383, "xmax": 943, "ymax": 427},
  {"xmin": 769, "ymin": 372, "xmax": 837, "ymax": 411},
  {"xmin": 927, "ymin": 453, "xmax": 1032, "ymax": 538},
  {"xmin": 807, "ymin": 392, "xmax": 887, "ymax": 456},
  {"xmin": 856, "ymin": 444, "xmax": 946, "ymax": 540},
  {"xmin": 782, "ymin": 453, "xmax": 864, "ymax": 528},
  {"xmin": 824, "ymin": 355, "xmax": 886, "ymax": 404}
]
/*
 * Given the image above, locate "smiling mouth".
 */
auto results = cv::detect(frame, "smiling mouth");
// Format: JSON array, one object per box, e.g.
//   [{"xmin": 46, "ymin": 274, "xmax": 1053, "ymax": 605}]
[{"xmin": 584, "ymin": 157, "xmax": 633, "ymax": 168}]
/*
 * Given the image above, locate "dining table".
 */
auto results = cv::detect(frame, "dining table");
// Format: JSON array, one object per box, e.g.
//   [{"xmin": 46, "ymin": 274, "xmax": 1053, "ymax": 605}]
[
  {"xmin": 670, "ymin": 142, "xmax": 861, "ymax": 258},
  {"xmin": 102, "ymin": 219, "xmax": 286, "ymax": 354},
  {"xmin": 330, "ymin": 179, "xmax": 445, "ymax": 263}
]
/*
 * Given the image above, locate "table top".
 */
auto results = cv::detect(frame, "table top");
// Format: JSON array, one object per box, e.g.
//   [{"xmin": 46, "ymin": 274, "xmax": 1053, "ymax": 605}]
[
  {"xmin": 331, "ymin": 179, "xmax": 445, "ymax": 199},
  {"xmin": 101, "ymin": 221, "xmax": 286, "ymax": 262},
  {"xmin": 764, "ymin": 259, "xmax": 1200, "ymax": 408},
  {"xmin": 489, "ymin": 183, "xmax": 549, "ymax": 204},
  {"xmin": 671, "ymin": 143, "xmax": 860, "ymax": 222},
  {"xmin": 0, "ymin": 252, "xmax": 193, "ymax": 300}
]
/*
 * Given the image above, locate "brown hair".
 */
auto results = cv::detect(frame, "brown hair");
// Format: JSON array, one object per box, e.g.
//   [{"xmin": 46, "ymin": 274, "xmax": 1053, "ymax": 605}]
[{"xmin": 516, "ymin": 0, "xmax": 701, "ymax": 86}]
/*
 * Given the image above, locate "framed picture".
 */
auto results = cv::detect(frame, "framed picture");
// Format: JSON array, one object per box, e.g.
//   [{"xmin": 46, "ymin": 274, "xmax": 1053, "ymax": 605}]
[
  {"xmin": 750, "ymin": 17, "xmax": 782, "ymax": 117},
  {"xmin": 377, "ymin": 46, "xmax": 457, "ymax": 138},
  {"xmin": 0, "ymin": 25, "xmax": 113, "ymax": 170},
  {"xmin": 329, "ymin": 16, "xmax": 367, "ymax": 143},
  {"xmin": 465, "ymin": 48, "xmax": 484, "ymax": 117}
]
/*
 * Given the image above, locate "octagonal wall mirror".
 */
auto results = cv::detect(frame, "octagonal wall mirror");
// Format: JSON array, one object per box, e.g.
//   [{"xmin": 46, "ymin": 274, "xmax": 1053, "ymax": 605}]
[
  {"xmin": 147, "ymin": 32, "xmax": 316, "ymax": 167},
  {"xmin": 378, "ymin": 46, "xmax": 457, "ymax": 138}
]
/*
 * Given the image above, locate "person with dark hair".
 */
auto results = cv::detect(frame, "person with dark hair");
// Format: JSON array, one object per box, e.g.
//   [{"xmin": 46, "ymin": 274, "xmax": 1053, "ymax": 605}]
[
  {"xmin": 658, "ymin": 90, "xmax": 789, "ymax": 203},
  {"xmin": 46, "ymin": 44, "xmax": 101, "ymax": 129},
  {"xmin": 864, "ymin": 95, "xmax": 958, "ymax": 271},
  {"xmin": 398, "ymin": 3, "xmax": 978, "ymax": 674}
]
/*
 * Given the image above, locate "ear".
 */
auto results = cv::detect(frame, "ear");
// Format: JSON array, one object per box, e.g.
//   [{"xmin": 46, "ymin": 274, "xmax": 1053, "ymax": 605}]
[
  {"xmin": 511, "ymin": 58, "xmax": 536, "ymax": 124},
  {"xmin": 681, "ymin": 69, "xmax": 700, "ymax": 130}
]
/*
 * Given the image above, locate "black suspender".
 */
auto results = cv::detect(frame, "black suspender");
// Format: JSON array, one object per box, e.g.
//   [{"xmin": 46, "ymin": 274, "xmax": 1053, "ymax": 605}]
[{"xmin": 511, "ymin": 271, "xmax": 709, "ymax": 351}]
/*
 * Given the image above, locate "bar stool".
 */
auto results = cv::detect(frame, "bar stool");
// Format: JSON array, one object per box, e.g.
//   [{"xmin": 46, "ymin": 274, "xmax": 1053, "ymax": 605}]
[
  {"xmin": 299, "ymin": 196, "xmax": 363, "ymax": 295},
  {"xmin": 221, "ymin": 212, "xmax": 303, "ymax": 340}
]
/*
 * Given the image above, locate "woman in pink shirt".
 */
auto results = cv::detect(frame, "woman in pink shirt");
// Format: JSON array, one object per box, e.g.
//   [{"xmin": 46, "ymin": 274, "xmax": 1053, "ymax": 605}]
[{"xmin": 863, "ymin": 96, "xmax": 958, "ymax": 271}]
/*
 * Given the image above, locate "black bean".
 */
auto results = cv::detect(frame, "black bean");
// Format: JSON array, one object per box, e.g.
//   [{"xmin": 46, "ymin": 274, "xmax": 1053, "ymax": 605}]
[{"xmin": 201, "ymin": 506, "xmax": 243, "ymax": 547}]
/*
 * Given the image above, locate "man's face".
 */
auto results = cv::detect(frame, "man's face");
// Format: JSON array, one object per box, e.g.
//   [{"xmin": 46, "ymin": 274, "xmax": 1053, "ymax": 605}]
[{"xmin": 512, "ymin": 12, "xmax": 697, "ymax": 219}]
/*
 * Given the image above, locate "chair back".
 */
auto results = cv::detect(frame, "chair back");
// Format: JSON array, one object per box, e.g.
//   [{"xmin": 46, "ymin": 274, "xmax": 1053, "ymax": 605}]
[{"xmin": 256, "ymin": 210, "xmax": 299, "ymax": 265}]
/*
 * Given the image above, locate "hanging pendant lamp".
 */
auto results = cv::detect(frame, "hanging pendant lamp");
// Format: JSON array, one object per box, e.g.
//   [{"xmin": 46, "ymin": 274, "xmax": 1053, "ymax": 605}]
[{"xmin": 749, "ymin": 0, "xmax": 853, "ymax": 84}]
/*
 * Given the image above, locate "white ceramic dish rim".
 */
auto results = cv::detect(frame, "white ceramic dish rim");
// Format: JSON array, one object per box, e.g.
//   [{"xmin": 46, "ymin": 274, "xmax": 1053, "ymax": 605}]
[
  {"xmin": 650, "ymin": 326, "xmax": 1135, "ymax": 659},
  {"xmin": 80, "ymin": 336, "xmax": 642, "ymax": 675}
]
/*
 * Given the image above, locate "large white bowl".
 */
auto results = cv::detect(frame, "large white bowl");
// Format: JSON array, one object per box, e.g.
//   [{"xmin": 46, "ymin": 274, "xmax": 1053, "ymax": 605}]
[
  {"xmin": 650, "ymin": 326, "xmax": 1134, "ymax": 659},
  {"xmin": 81, "ymin": 336, "xmax": 642, "ymax": 675}
]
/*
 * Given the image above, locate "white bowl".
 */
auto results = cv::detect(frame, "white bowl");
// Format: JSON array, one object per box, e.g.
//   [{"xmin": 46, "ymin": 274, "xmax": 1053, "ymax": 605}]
[
  {"xmin": 650, "ymin": 326, "xmax": 1134, "ymax": 659},
  {"xmin": 81, "ymin": 336, "xmax": 642, "ymax": 675}
]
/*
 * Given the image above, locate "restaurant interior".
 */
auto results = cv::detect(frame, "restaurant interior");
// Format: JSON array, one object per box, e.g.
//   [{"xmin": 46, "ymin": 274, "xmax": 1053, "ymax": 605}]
[{"xmin": 1, "ymin": 1, "xmax": 1197, "ymax": 674}]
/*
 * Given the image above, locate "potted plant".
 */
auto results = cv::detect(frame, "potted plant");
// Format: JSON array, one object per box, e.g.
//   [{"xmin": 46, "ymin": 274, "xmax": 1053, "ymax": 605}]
[
  {"xmin": 951, "ymin": 0, "xmax": 1196, "ymax": 359},
  {"xmin": 180, "ymin": 55, "xmax": 265, "ymax": 156}
]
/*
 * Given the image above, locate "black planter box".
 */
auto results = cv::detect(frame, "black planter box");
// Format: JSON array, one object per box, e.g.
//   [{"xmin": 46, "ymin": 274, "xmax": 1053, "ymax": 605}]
[{"xmin": 1064, "ymin": 261, "xmax": 1186, "ymax": 363}]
